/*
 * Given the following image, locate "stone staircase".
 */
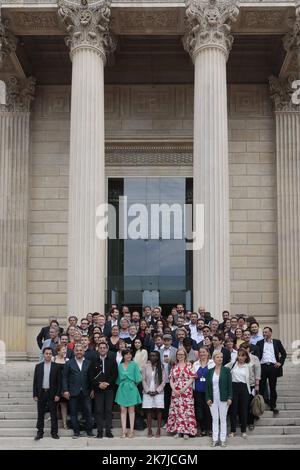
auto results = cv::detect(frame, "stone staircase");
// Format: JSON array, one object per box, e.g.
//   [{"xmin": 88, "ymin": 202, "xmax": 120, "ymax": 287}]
[{"xmin": 0, "ymin": 361, "xmax": 299, "ymax": 449}]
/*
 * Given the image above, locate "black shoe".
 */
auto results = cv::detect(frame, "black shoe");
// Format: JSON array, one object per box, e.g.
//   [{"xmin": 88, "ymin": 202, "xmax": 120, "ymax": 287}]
[
  {"xmin": 106, "ymin": 430, "xmax": 114, "ymax": 438},
  {"xmin": 72, "ymin": 433, "xmax": 80, "ymax": 439},
  {"xmin": 96, "ymin": 431, "xmax": 103, "ymax": 439},
  {"xmin": 34, "ymin": 433, "xmax": 43, "ymax": 441},
  {"xmin": 271, "ymin": 408, "xmax": 279, "ymax": 414},
  {"xmin": 87, "ymin": 432, "xmax": 94, "ymax": 437},
  {"xmin": 51, "ymin": 434, "xmax": 60, "ymax": 440}
]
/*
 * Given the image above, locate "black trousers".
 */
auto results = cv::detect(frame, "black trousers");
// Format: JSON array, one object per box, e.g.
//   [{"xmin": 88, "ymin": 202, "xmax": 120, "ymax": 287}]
[
  {"xmin": 259, "ymin": 364, "xmax": 278, "ymax": 409},
  {"xmin": 230, "ymin": 382, "xmax": 250, "ymax": 433},
  {"xmin": 94, "ymin": 389, "xmax": 114, "ymax": 433},
  {"xmin": 194, "ymin": 391, "xmax": 212, "ymax": 432},
  {"xmin": 69, "ymin": 392, "xmax": 93, "ymax": 434},
  {"xmin": 36, "ymin": 390, "xmax": 58, "ymax": 435},
  {"xmin": 163, "ymin": 383, "xmax": 172, "ymax": 422}
]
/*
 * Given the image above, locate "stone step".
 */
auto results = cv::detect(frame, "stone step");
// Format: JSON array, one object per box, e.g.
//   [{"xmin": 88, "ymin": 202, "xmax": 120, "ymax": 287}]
[
  {"xmin": 0, "ymin": 405, "xmax": 37, "ymax": 412},
  {"xmin": 277, "ymin": 397, "xmax": 300, "ymax": 403},
  {"xmin": 0, "ymin": 427, "xmax": 300, "ymax": 446},
  {"xmin": 256, "ymin": 417, "xmax": 300, "ymax": 426},
  {"xmin": 0, "ymin": 410, "xmax": 299, "ymax": 422},
  {"xmin": 1, "ymin": 416, "xmax": 299, "ymax": 428},
  {"xmin": 0, "ymin": 435, "xmax": 298, "ymax": 450},
  {"xmin": 0, "ymin": 392, "xmax": 35, "ymax": 398},
  {"xmin": 249, "ymin": 426, "xmax": 300, "ymax": 435},
  {"xmin": 0, "ymin": 419, "xmax": 122, "ymax": 428}
]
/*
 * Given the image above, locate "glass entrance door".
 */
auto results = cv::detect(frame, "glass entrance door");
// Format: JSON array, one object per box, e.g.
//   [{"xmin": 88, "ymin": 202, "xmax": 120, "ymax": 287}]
[{"xmin": 106, "ymin": 177, "xmax": 192, "ymax": 313}]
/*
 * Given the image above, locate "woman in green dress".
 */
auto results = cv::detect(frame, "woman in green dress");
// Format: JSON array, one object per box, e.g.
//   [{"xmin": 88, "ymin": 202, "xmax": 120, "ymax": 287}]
[{"xmin": 115, "ymin": 348, "xmax": 142, "ymax": 437}]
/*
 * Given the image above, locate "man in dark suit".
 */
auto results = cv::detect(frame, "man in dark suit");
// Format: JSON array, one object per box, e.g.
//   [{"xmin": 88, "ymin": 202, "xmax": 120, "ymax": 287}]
[
  {"xmin": 104, "ymin": 308, "xmax": 120, "ymax": 338},
  {"xmin": 90, "ymin": 343, "xmax": 118, "ymax": 438},
  {"xmin": 255, "ymin": 327, "xmax": 287, "ymax": 413},
  {"xmin": 33, "ymin": 347, "xmax": 61, "ymax": 440},
  {"xmin": 36, "ymin": 317, "xmax": 63, "ymax": 350},
  {"xmin": 209, "ymin": 333, "xmax": 231, "ymax": 365},
  {"xmin": 63, "ymin": 343, "xmax": 93, "ymax": 438}
]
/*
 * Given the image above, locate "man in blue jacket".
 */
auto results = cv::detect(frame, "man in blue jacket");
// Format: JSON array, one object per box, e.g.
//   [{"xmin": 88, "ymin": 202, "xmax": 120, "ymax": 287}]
[{"xmin": 63, "ymin": 343, "xmax": 93, "ymax": 438}]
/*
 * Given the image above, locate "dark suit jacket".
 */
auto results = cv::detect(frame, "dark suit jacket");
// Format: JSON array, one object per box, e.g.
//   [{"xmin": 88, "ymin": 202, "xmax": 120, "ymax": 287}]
[
  {"xmin": 89, "ymin": 352, "xmax": 118, "ymax": 392},
  {"xmin": 84, "ymin": 348, "xmax": 98, "ymax": 362},
  {"xmin": 172, "ymin": 339, "xmax": 198, "ymax": 351},
  {"xmin": 104, "ymin": 321, "xmax": 119, "ymax": 338},
  {"xmin": 33, "ymin": 361, "xmax": 61, "ymax": 399},
  {"xmin": 254, "ymin": 339, "xmax": 287, "ymax": 377},
  {"xmin": 62, "ymin": 358, "xmax": 92, "ymax": 397},
  {"xmin": 36, "ymin": 325, "xmax": 63, "ymax": 349},
  {"xmin": 209, "ymin": 347, "xmax": 231, "ymax": 366}
]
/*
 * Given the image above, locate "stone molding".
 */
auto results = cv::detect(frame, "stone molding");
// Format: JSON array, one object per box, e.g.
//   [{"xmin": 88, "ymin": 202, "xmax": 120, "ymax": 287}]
[
  {"xmin": 57, "ymin": 0, "xmax": 116, "ymax": 61},
  {"xmin": 183, "ymin": 0, "xmax": 240, "ymax": 61},
  {"xmin": 0, "ymin": 75, "xmax": 36, "ymax": 112},
  {"xmin": 105, "ymin": 143, "xmax": 193, "ymax": 166},
  {"xmin": 283, "ymin": 1, "xmax": 300, "ymax": 53},
  {"xmin": 0, "ymin": 14, "xmax": 17, "ymax": 68},
  {"xmin": 269, "ymin": 74, "xmax": 299, "ymax": 112}
]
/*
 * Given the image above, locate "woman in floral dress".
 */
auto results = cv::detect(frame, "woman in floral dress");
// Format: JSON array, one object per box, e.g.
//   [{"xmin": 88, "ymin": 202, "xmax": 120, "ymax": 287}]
[{"xmin": 166, "ymin": 348, "xmax": 197, "ymax": 439}]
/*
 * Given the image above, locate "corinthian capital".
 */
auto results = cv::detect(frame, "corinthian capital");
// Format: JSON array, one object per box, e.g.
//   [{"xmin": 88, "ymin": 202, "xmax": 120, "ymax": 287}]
[
  {"xmin": 183, "ymin": 0, "xmax": 239, "ymax": 61},
  {"xmin": 57, "ymin": 0, "xmax": 116, "ymax": 62},
  {"xmin": 0, "ymin": 14, "xmax": 18, "ymax": 69},
  {"xmin": 269, "ymin": 75, "xmax": 298, "ymax": 112},
  {"xmin": 0, "ymin": 75, "xmax": 36, "ymax": 112}
]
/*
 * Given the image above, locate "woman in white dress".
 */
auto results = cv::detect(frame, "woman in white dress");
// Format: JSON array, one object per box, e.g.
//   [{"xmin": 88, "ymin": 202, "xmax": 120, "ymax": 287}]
[{"xmin": 142, "ymin": 351, "xmax": 166, "ymax": 438}]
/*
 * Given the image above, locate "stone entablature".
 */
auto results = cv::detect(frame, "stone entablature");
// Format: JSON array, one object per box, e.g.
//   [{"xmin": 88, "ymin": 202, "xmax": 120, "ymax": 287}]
[{"xmin": 0, "ymin": 1, "xmax": 297, "ymax": 36}]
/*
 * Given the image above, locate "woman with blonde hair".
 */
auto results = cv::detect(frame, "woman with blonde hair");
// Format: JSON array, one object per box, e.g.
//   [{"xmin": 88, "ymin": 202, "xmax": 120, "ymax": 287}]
[
  {"xmin": 206, "ymin": 351, "xmax": 232, "ymax": 447},
  {"xmin": 166, "ymin": 348, "xmax": 197, "ymax": 439}
]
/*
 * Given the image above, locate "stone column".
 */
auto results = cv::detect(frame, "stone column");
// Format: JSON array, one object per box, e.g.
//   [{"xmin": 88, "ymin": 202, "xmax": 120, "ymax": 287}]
[
  {"xmin": 0, "ymin": 75, "xmax": 35, "ymax": 359},
  {"xmin": 58, "ymin": 0, "xmax": 115, "ymax": 315},
  {"xmin": 269, "ymin": 60, "xmax": 300, "ymax": 348},
  {"xmin": 184, "ymin": 0, "xmax": 239, "ymax": 316}
]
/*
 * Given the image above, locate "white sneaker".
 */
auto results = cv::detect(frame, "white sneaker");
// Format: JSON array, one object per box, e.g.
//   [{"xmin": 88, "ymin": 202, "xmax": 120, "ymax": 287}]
[
  {"xmin": 242, "ymin": 433, "xmax": 247, "ymax": 439},
  {"xmin": 221, "ymin": 441, "xmax": 227, "ymax": 447},
  {"xmin": 183, "ymin": 434, "xmax": 189, "ymax": 440},
  {"xmin": 174, "ymin": 433, "xmax": 180, "ymax": 438}
]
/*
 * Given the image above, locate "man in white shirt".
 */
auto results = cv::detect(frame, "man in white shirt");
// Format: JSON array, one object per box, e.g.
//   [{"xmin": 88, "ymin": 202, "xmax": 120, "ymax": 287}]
[{"xmin": 254, "ymin": 327, "xmax": 287, "ymax": 413}]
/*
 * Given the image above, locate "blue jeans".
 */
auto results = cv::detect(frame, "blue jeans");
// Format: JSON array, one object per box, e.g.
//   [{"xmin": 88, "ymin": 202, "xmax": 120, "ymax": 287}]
[{"xmin": 69, "ymin": 391, "xmax": 93, "ymax": 434}]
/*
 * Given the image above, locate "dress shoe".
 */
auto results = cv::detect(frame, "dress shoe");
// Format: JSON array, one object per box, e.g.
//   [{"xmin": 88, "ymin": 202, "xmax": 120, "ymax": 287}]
[
  {"xmin": 72, "ymin": 433, "xmax": 80, "ymax": 439},
  {"xmin": 271, "ymin": 408, "xmax": 279, "ymax": 414},
  {"xmin": 87, "ymin": 432, "xmax": 94, "ymax": 437},
  {"xmin": 96, "ymin": 431, "xmax": 103, "ymax": 439},
  {"xmin": 34, "ymin": 433, "xmax": 43, "ymax": 441},
  {"xmin": 51, "ymin": 434, "xmax": 60, "ymax": 440},
  {"xmin": 106, "ymin": 430, "xmax": 113, "ymax": 438}
]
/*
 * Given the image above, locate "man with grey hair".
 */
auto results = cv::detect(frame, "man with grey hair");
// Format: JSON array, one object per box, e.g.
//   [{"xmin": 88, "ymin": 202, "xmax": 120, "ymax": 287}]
[
  {"xmin": 39, "ymin": 326, "xmax": 60, "ymax": 362},
  {"xmin": 63, "ymin": 343, "xmax": 93, "ymax": 438},
  {"xmin": 36, "ymin": 317, "xmax": 63, "ymax": 350}
]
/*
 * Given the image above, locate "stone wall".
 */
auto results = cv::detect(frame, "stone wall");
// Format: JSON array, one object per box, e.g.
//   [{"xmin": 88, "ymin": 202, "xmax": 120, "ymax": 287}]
[{"xmin": 27, "ymin": 83, "xmax": 278, "ymax": 355}]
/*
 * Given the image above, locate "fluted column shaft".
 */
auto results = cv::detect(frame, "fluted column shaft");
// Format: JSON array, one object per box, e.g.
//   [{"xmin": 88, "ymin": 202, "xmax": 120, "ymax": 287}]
[
  {"xmin": 68, "ymin": 46, "xmax": 106, "ymax": 314},
  {"xmin": 184, "ymin": 0, "xmax": 239, "ymax": 316},
  {"xmin": 275, "ymin": 109, "xmax": 300, "ymax": 351},
  {"xmin": 0, "ymin": 110, "xmax": 30, "ymax": 357},
  {"xmin": 58, "ymin": 0, "xmax": 115, "ymax": 314},
  {"xmin": 192, "ymin": 46, "xmax": 230, "ymax": 317}
]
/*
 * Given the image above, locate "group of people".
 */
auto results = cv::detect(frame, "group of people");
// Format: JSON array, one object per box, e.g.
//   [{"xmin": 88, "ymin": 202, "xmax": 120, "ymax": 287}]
[{"xmin": 33, "ymin": 304, "xmax": 287, "ymax": 446}]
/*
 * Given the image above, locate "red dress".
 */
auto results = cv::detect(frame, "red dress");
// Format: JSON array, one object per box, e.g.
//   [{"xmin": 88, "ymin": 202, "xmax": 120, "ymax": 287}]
[{"xmin": 166, "ymin": 363, "xmax": 197, "ymax": 436}]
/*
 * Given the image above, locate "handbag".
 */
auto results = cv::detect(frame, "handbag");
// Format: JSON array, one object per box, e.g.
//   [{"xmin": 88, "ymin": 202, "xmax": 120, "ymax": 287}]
[{"xmin": 250, "ymin": 393, "xmax": 265, "ymax": 417}]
